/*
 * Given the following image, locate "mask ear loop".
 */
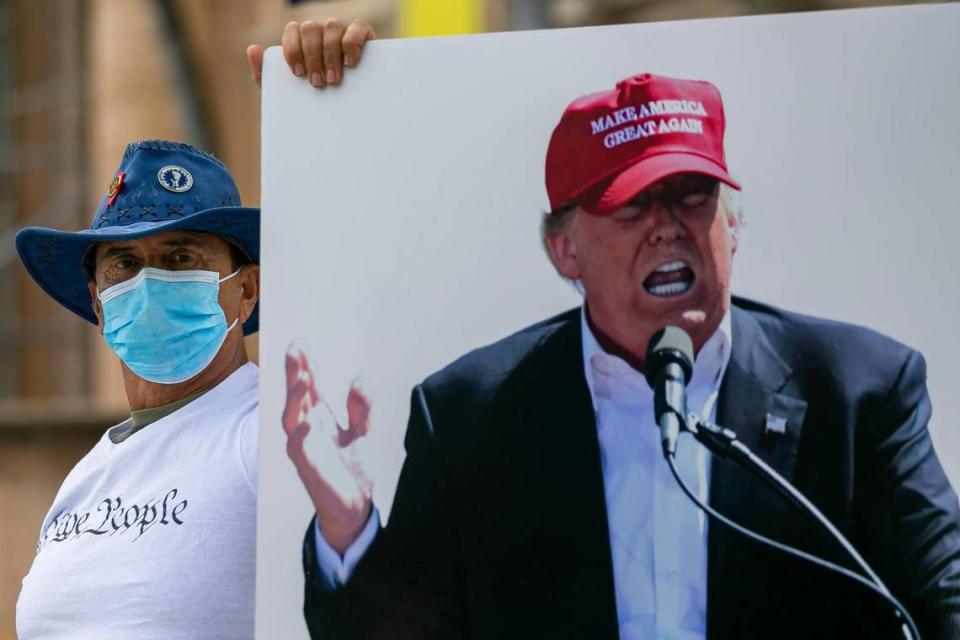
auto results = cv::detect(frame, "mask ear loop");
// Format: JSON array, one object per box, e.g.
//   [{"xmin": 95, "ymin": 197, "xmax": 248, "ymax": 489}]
[
  {"xmin": 219, "ymin": 266, "xmax": 245, "ymax": 332},
  {"xmin": 219, "ymin": 267, "xmax": 243, "ymax": 284}
]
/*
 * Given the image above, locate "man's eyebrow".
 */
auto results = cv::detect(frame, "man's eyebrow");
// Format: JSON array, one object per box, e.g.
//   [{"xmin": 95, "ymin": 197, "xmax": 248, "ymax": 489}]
[
  {"xmin": 98, "ymin": 244, "xmax": 135, "ymax": 260},
  {"xmin": 159, "ymin": 236, "xmax": 208, "ymax": 249},
  {"xmin": 96, "ymin": 234, "xmax": 211, "ymax": 261}
]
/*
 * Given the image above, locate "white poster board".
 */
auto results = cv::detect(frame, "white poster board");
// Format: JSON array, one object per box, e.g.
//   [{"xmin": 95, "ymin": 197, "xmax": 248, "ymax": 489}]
[{"xmin": 258, "ymin": 5, "xmax": 960, "ymax": 637}]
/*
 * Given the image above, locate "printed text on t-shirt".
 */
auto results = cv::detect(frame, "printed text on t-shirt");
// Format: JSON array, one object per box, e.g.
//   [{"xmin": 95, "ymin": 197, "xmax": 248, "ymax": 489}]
[{"xmin": 37, "ymin": 488, "xmax": 188, "ymax": 550}]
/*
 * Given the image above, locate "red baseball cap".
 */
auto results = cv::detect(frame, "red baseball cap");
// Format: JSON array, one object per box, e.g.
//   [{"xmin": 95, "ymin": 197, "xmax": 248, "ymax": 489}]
[{"xmin": 545, "ymin": 73, "xmax": 740, "ymax": 215}]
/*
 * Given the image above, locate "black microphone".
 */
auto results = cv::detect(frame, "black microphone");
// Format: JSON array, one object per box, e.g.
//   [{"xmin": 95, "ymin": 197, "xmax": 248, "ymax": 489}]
[{"xmin": 644, "ymin": 327, "xmax": 694, "ymax": 457}]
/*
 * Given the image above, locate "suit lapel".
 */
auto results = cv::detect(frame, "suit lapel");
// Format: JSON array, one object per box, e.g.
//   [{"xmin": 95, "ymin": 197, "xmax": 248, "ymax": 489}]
[
  {"xmin": 516, "ymin": 312, "xmax": 620, "ymax": 638},
  {"xmin": 706, "ymin": 304, "xmax": 808, "ymax": 637},
  {"xmin": 711, "ymin": 304, "xmax": 807, "ymax": 502}
]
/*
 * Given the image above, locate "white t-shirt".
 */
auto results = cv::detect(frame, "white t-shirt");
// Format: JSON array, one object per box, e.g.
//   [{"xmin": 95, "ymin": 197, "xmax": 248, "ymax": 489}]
[{"xmin": 17, "ymin": 363, "xmax": 259, "ymax": 640}]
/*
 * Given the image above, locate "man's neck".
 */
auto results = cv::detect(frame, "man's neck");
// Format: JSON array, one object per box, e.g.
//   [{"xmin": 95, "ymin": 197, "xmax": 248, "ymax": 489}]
[
  {"xmin": 122, "ymin": 347, "xmax": 249, "ymax": 411},
  {"xmin": 582, "ymin": 302, "xmax": 726, "ymax": 373}
]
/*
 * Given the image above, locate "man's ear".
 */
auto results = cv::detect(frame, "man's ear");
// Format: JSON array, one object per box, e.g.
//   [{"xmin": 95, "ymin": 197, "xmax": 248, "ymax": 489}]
[
  {"xmin": 727, "ymin": 209, "xmax": 740, "ymax": 255},
  {"xmin": 87, "ymin": 281, "xmax": 104, "ymax": 334},
  {"xmin": 544, "ymin": 224, "xmax": 581, "ymax": 281},
  {"xmin": 237, "ymin": 264, "xmax": 260, "ymax": 325}
]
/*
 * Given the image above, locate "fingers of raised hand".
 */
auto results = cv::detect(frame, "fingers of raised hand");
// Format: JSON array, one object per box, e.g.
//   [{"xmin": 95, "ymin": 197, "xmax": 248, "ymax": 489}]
[
  {"xmin": 285, "ymin": 346, "xmax": 319, "ymax": 399},
  {"xmin": 322, "ymin": 18, "xmax": 348, "ymax": 85},
  {"xmin": 341, "ymin": 380, "xmax": 374, "ymax": 495},
  {"xmin": 342, "ymin": 19, "xmax": 376, "ymax": 68},
  {"xmin": 337, "ymin": 378, "xmax": 372, "ymax": 448},
  {"xmin": 284, "ymin": 347, "xmax": 302, "ymax": 388},
  {"xmin": 298, "ymin": 20, "xmax": 327, "ymax": 88},
  {"xmin": 297, "ymin": 350, "xmax": 321, "ymax": 405},
  {"xmin": 284, "ymin": 420, "xmax": 310, "ymax": 462},
  {"xmin": 281, "ymin": 21, "xmax": 306, "ymax": 78},
  {"xmin": 281, "ymin": 379, "xmax": 314, "ymax": 435},
  {"xmin": 283, "ymin": 345, "xmax": 322, "ymax": 433},
  {"xmin": 245, "ymin": 44, "xmax": 265, "ymax": 88},
  {"xmin": 344, "ymin": 379, "xmax": 372, "ymax": 439},
  {"xmin": 281, "ymin": 18, "xmax": 374, "ymax": 86}
]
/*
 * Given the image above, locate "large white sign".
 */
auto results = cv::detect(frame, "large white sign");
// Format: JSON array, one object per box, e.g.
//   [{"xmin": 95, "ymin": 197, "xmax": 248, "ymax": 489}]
[{"xmin": 258, "ymin": 5, "xmax": 960, "ymax": 637}]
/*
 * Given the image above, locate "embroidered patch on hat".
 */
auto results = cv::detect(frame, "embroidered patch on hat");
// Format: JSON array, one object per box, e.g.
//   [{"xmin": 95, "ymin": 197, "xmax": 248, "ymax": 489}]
[
  {"xmin": 158, "ymin": 165, "xmax": 193, "ymax": 193},
  {"xmin": 106, "ymin": 171, "xmax": 126, "ymax": 207}
]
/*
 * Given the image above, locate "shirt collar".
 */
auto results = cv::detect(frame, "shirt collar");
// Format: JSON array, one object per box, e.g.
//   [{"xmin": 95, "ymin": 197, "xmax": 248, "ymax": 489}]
[{"xmin": 580, "ymin": 304, "xmax": 733, "ymax": 409}]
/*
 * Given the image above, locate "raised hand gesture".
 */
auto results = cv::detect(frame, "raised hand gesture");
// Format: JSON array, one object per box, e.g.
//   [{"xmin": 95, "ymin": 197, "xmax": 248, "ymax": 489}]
[{"xmin": 283, "ymin": 345, "xmax": 373, "ymax": 554}]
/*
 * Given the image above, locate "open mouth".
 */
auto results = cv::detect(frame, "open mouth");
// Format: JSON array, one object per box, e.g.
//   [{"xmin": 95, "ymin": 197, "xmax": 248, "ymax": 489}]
[{"xmin": 643, "ymin": 260, "xmax": 695, "ymax": 297}]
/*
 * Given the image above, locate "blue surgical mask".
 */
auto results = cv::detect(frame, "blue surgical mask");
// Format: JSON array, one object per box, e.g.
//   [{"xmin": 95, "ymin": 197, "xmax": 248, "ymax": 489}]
[{"xmin": 97, "ymin": 267, "xmax": 242, "ymax": 384}]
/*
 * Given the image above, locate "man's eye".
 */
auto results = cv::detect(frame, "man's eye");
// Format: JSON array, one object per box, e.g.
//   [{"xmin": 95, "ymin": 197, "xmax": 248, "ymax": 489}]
[
  {"xmin": 619, "ymin": 196, "xmax": 652, "ymax": 219},
  {"xmin": 614, "ymin": 206, "xmax": 645, "ymax": 221},
  {"xmin": 116, "ymin": 258, "xmax": 135, "ymax": 270},
  {"xmin": 173, "ymin": 253, "xmax": 194, "ymax": 264},
  {"xmin": 677, "ymin": 191, "xmax": 711, "ymax": 207}
]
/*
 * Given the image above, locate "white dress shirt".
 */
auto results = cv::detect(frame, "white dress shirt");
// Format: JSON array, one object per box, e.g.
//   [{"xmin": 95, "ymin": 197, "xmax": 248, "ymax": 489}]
[
  {"xmin": 582, "ymin": 306, "xmax": 731, "ymax": 640},
  {"xmin": 316, "ymin": 307, "xmax": 732, "ymax": 640}
]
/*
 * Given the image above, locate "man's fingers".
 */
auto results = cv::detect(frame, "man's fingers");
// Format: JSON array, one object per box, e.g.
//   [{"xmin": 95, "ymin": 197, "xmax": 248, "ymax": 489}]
[
  {"xmin": 346, "ymin": 380, "xmax": 372, "ymax": 436},
  {"xmin": 281, "ymin": 21, "xmax": 306, "ymax": 78},
  {"xmin": 322, "ymin": 18, "xmax": 348, "ymax": 85},
  {"xmin": 282, "ymin": 380, "xmax": 313, "ymax": 434},
  {"xmin": 246, "ymin": 44, "xmax": 265, "ymax": 88},
  {"xmin": 297, "ymin": 350, "xmax": 320, "ymax": 404},
  {"xmin": 340, "ymin": 379, "xmax": 372, "ymax": 447},
  {"xmin": 285, "ymin": 344, "xmax": 319, "ymax": 407},
  {"xmin": 285, "ymin": 346, "xmax": 317, "ymax": 401},
  {"xmin": 342, "ymin": 20, "xmax": 376, "ymax": 68},
  {"xmin": 285, "ymin": 347, "xmax": 303, "ymax": 388},
  {"xmin": 299, "ymin": 21, "xmax": 326, "ymax": 88},
  {"xmin": 279, "ymin": 18, "xmax": 376, "ymax": 85},
  {"xmin": 285, "ymin": 421, "xmax": 310, "ymax": 463}
]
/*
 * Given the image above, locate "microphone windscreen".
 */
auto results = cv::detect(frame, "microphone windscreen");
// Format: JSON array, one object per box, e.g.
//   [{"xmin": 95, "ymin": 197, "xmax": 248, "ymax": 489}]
[{"xmin": 644, "ymin": 326, "xmax": 694, "ymax": 386}]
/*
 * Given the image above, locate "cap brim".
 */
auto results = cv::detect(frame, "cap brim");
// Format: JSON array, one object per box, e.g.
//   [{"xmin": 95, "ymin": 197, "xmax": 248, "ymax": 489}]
[
  {"xmin": 577, "ymin": 152, "xmax": 741, "ymax": 215},
  {"xmin": 15, "ymin": 206, "xmax": 261, "ymax": 335}
]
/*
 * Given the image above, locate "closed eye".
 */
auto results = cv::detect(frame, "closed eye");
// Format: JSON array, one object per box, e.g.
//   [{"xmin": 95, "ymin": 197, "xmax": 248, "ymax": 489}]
[
  {"xmin": 613, "ymin": 206, "xmax": 646, "ymax": 222},
  {"xmin": 677, "ymin": 191, "xmax": 712, "ymax": 208}
]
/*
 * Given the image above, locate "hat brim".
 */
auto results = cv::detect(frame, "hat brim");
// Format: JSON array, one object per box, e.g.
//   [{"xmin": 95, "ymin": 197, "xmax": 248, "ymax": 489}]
[
  {"xmin": 576, "ymin": 152, "xmax": 741, "ymax": 215},
  {"xmin": 15, "ymin": 206, "xmax": 261, "ymax": 335}
]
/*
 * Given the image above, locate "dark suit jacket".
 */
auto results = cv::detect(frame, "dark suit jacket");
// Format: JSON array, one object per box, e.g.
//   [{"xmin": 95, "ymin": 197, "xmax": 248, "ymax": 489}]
[{"xmin": 303, "ymin": 297, "xmax": 960, "ymax": 639}]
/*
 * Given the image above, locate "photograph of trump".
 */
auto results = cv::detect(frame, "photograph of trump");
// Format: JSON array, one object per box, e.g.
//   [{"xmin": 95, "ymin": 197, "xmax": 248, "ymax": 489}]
[{"xmin": 277, "ymin": 68, "xmax": 960, "ymax": 640}]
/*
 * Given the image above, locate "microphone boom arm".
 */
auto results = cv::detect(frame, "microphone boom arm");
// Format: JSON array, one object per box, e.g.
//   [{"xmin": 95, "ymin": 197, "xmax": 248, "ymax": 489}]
[{"xmin": 682, "ymin": 412, "xmax": 920, "ymax": 640}]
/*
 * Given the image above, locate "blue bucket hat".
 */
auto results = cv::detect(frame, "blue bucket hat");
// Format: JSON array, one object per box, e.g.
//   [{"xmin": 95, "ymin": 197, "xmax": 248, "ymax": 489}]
[{"xmin": 15, "ymin": 139, "xmax": 260, "ymax": 335}]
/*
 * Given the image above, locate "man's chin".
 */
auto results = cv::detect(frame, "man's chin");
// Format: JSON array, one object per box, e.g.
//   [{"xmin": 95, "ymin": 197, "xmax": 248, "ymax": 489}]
[
  {"xmin": 680, "ymin": 309, "xmax": 708, "ymax": 325},
  {"xmin": 643, "ymin": 306, "xmax": 716, "ymax": 346},
  {"xmin": 672, "ymin": 305, "xmax": 728, "ymax": 353},
  {"xmin": 643, "ymin": 304, "xmax": 707, "ymax": 328}
]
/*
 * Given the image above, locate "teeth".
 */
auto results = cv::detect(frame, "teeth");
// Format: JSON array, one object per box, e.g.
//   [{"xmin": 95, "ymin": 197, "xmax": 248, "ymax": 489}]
[
  {"xmin": 655, "ymin": 260, "xmax": 688, "ymax": 273},
  {"xmin": 648, "ymin": 281, "xmax": 692, "ymax": 297}
]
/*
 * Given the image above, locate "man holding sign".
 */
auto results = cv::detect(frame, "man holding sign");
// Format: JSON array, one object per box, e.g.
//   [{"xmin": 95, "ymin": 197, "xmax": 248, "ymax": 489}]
[
  {"xmin": 11, "ymin": 22, "xmax": 374, "ymax": 640},
  {"xmin": 14, "ymin": 140, "xmax": 262, "ymax": 639},
  {"xmin": 266, "ymin": 29, "xmax": 960, "ymax": 640}
]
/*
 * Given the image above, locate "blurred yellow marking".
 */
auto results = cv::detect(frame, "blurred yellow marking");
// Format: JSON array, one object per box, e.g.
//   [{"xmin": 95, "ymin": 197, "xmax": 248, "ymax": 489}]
[{"xmin": 399, "ymin": 0, "xmax": 484, "ymax": 36}]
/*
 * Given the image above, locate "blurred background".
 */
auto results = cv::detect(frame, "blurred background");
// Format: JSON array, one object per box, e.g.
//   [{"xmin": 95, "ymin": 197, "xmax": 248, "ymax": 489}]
[{"xmin": 0, "ymin": 0, "xmax": 948, "ymax": 636}]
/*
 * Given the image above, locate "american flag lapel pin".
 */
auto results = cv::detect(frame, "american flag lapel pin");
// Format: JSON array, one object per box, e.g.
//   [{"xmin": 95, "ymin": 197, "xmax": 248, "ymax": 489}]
[{"xmin": 765, "ymin": 413, "xmax": 787, "ymax": 436}]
